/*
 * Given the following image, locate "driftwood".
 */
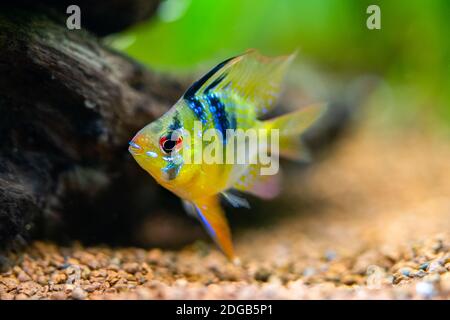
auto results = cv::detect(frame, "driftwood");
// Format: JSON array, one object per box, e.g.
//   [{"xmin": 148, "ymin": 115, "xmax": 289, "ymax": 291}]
[
  {"xmin": 0, "ymin": 5, "xmax": 189, "ymax": 251},
  {"xmin": 2, "ymin": 1, "xmax": 161, "ymax": 36}
]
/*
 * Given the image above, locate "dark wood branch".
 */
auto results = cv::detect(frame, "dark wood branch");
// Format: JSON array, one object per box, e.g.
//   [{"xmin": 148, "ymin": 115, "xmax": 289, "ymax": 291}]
[
  {"xmin": 2, "ymin": 1, "xmax": 162, "ymax": 36},
  {"xmin": 0, "ymin": 7, "xmax": 188, "ymax": 250}
]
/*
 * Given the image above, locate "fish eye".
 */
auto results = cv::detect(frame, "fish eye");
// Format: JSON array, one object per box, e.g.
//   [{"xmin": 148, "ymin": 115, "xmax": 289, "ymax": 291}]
[{"xmin": 159, "ymin": 134, "xmax": 183, "ymax": 154}]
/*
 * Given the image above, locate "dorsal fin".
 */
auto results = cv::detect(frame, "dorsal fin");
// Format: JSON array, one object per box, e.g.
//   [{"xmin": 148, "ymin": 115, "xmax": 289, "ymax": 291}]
[{"xmin": 183, "ymin": 50, "xmax": 295, "ymax": 116}]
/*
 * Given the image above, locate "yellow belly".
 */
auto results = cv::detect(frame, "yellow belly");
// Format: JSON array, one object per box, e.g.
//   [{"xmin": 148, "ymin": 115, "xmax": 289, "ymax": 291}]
[{"xmin": 160, "ymin": 162, "xmax": 234, "ymax": 200}]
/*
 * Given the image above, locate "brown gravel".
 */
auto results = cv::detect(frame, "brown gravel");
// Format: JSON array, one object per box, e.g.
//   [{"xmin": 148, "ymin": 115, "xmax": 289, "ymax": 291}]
[{"xmin": 1, "ymin": 123, "xmax": 449, "ymax": 300}]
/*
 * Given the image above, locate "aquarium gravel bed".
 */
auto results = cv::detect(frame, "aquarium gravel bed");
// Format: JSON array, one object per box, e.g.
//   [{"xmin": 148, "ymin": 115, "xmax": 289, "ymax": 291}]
[{"xmin": 1, "ymin": 126, "xmax": 449, "ymax": 300}]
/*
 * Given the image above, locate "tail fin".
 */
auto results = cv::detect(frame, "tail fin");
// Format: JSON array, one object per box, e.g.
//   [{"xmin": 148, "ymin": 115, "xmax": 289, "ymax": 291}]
[{"xmin": 263, "ymin": 103, "xmax": 327, "ymax": 161}]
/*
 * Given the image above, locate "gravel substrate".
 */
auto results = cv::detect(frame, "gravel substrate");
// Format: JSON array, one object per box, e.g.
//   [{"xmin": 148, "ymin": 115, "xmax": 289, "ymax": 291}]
[{"xmin": 1, "ymin": 125, "xmax": 449, "ymax": 299}]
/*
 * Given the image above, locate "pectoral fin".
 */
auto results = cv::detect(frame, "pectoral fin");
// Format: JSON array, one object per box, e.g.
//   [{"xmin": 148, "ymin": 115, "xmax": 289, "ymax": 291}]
[
  {"xmin": 193, "ymin": 196, "xmax": 235, "ymax": 260},
  {"xmin": 221, "ymin": 192, "xmax": 250, "ymax": 209}
]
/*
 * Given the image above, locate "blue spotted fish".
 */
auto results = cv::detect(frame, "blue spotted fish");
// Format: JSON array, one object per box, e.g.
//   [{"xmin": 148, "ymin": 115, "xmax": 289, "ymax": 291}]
[{"xmin": 129, "ymin": 50, "xmax": 325, "ymax": 260}]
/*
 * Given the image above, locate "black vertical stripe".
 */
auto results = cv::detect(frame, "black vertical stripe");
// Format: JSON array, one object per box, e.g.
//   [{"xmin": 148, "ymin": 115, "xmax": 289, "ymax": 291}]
[
  {"xmin": 207, "ymin": 94, "xmax": 229, "ymax": 141},
  {"xmin": 169, "ymin": 111, "xmax": 182, "ymax": 131}
]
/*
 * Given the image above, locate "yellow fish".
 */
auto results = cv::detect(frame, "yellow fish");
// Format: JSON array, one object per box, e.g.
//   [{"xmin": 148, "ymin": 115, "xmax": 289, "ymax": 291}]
[{"xmin": 129, "ymin": 50, "xmax": 325, "ymax": 260}]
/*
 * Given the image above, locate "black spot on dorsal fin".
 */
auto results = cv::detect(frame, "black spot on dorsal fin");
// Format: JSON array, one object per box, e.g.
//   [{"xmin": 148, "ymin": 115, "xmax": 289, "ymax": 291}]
[
  {"xmin": 183, "ymin": 56, "xmax": 235, "ymax": 100},
  {"xmin": 204, "ymin": 72, "xmax": 227, "ymax": 94},
  {"xmin": 169, "ymin": 111, "xmax": 182, "ymax": 131}
]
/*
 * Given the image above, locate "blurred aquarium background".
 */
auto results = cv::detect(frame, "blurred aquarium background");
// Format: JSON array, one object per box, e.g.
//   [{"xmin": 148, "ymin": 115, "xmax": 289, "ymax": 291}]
[{"xmin": 108, "ymin": 0, "xmax": 450, "ymax": 134}]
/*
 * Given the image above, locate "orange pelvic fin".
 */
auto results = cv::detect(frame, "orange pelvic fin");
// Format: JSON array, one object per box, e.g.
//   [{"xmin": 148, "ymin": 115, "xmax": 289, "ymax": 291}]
[{"xmin": 193, "ymin": 196, "xmax": 235, "ymax": 260}]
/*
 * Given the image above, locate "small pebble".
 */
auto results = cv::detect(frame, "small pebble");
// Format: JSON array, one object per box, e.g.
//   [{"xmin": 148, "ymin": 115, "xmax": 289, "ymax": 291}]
[
  {"xmin": 17, "ymin": 272, "xmax": 31, "ymax": 282},
  {"xmin": 71, "ymin": 287, "xmax": 87, "ymax": 300},
  {"xmin": 254, "ymin": 268, "xmax": 271, "ymax": 282},
  {"xmin": 324, "ymin": 250, "xmax": 337, "ymax": 262},
  {"xmin": 123, "ymin": 262, "xmax": 140, "ymax": 274},
  {"xmin": 51, "ymin": 292, "xmax": 67, "ymax": 300},
  {"xmin": 419, "ymin": 262, "xmax": 429, "ymax": 270},
  {"xmin": 366, "ymin": 265, "xmax": 391, "ymax": 287},
  {"xmin": 15, "ymin": 293, "xmax": 29, "ymax": 300},
  {"xmin": 303, "ymin": 267, "xmax": 316, "ymax": 277},
  {"xmin": 415, "ymin": 281, "xmax": 436, "ymax": 299},
  {"xmin": 0, "ymin": 293, "xmax": 15, "ymax": 300},
  {"xmin": 428, "ymin": 261, "xmax": 445, "ymax": 274},
  {"xmin": 399, "ymin": 267, "xmax": 412, "ymax": 277}
]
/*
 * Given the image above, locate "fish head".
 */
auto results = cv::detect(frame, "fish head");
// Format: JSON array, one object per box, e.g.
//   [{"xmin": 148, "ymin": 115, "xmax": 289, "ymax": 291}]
[{"xmin": 128, "ymin": 108, "xmax": 200, "ymax": 192}]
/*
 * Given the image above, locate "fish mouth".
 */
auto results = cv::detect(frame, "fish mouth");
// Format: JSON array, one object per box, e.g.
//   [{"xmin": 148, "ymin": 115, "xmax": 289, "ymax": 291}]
[{"xmin": 128, "ymin": 141, "xmax": 143, "ymax": 155}]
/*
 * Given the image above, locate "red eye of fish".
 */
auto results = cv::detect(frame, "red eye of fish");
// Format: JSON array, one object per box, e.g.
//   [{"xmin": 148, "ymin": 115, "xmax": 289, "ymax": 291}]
[{"xmin": 159, "ymin": 135, "xmax": 182, "ymax": 154}]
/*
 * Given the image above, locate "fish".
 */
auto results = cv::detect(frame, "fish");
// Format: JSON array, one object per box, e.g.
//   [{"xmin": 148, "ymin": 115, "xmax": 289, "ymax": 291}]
[{"xmin": 128, "ymin": 50, "xmax": 326, "ymax": 261}]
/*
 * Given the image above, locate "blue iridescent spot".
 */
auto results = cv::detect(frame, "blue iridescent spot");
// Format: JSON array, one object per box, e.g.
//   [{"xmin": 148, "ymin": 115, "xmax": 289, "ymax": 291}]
[
  {"xmin": 129, "ymin": 141, "xmax": 141, "ymax": 150},
  {"xmin": 146, "ymin": 151, "xmax": 158, "ymax": 158},
  {"xmin": 186, "ymin": 97, "xmax": 207, "ymax": 124}
]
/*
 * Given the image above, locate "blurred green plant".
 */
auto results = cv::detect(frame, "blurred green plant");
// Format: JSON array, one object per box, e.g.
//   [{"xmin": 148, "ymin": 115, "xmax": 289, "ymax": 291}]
[{"xmin": 109, "ymin": 0, "xmax": 450, "ymax": 130}]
